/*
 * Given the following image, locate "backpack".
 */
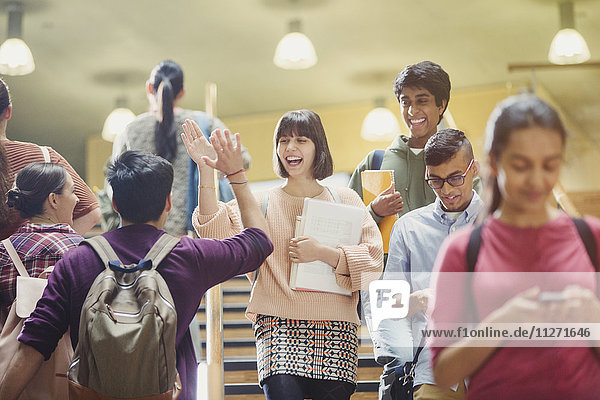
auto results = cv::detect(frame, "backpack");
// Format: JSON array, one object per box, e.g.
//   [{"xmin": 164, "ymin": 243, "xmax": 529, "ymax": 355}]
[
  {"xmin": 466, "ymin": 218, "xmax": 598, "ymax": 272},
  {"xmin": 68, "ymin": 234, "xmax": 181, "ymax": 399}
]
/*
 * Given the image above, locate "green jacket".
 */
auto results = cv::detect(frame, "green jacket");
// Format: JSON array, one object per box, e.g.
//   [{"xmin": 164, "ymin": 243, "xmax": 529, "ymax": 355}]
[{"xmin": 348, "ymin": 135, "xmax": 482, "ymax": 224}]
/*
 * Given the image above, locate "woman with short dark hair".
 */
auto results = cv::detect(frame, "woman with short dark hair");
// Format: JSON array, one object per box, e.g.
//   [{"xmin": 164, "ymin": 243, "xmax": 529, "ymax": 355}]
[{"xmin": 185, "ymin": 109, "xmax": 383, "ymax": 400}]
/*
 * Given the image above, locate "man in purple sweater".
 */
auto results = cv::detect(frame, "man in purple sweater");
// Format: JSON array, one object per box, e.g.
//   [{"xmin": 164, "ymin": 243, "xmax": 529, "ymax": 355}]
[{"xmin": 0, "ymin": 150, "xmax": 273, "ymax": 400}]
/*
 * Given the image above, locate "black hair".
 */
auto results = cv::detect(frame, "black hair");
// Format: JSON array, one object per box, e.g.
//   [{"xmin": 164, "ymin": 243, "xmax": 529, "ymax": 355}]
[
  {"xmin": 106, "ymin": 150, "xmax": 174, "ymax": 224},
  {"xmin": 0, "ymin": 78, "xmax": 10, "ymax": 115},
  {"xmin": 6, "ymin": 163, "xmax": 68, "ymax": 219},
  {"xmin": 0, "ymin": 141, "xmax": 10, "ymax": 224},
  {"xmin": 483, "ymin": 95, "xmax": 567, "ymax": 216},
  {"xmin": 273, "ymin": 110, "xmax": 334, "ymax": 180},
  {"xmin": 149, "ymin": 60, "xmax": 184, "ymax": 163},
  {"xmin": 393, "ymin": 61, "xmax": 451, "ymax": 124},
  {"xmin": 425, "ymin": 128, "xmax": 474, "ymax": 167}
]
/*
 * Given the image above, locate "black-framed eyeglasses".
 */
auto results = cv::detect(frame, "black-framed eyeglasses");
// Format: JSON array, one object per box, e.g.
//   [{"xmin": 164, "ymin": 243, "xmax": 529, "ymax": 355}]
[{"xmin": 425, "ymin": 159, "xmax": 474, "ymax": 189}]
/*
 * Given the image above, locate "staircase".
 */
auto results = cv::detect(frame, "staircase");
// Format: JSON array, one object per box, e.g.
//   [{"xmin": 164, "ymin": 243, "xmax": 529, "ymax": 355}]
[{"xmin": 197, "ymin": 275, "xmax": 380, "ymax": 399}]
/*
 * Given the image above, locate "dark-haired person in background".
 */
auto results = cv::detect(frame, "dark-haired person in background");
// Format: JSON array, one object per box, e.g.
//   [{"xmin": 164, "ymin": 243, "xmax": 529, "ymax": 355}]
[
  {"xmin": 370, "ymin": 129, "xmax": 481, "ymax": 399},
  {"xmin": 0, "ymin": 78, "xmax": 100, "ymax": 240},
  {"xmin": 0, "ymin": 141, "xmax": 10, "ymax": 229},
  {"xmin": 117, "ymin": 60, "xmax": 251, "ymax": 236},
  {"xmin": 0, "ymin": 150, "xmax": 272, "ymax": 400},
  {"xmin": 0, "ymin": 162, "xmax": 82, "ymax": 399}
]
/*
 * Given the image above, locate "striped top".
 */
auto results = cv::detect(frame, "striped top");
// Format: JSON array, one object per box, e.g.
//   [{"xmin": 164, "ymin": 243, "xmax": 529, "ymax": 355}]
[
  {"xmin": 0, "ymin": 139, "xmax": 99, "ymax": 240},
  {"xmin": 193, "ymin": 186, "xmax": 383, "ymax": 325}
]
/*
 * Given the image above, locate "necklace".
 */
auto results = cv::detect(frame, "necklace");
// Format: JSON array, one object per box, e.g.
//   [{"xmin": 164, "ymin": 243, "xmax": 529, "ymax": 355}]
[{"xmin": 30, "ymin": 215, "xmax": 58, "ymax": 225}]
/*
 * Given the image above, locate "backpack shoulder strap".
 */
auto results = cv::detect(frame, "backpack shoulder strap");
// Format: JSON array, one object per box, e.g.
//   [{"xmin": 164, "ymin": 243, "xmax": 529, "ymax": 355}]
[
  {"xmin": 572, "ymin": 218, "xmax": 598, "ymax": 271},
  {"xmin": 466, "ymin": 224, "xmax": 484, "ymax": 273},
  {"xmin": 2, "ymin": 238, "xmax": 29, "ymax": 277},
  {"xmin": 144, "ymin": 234, "xmax": 180, "ymax": 270},
  {"xmin": 325, "ymin": 186, "xmax": 341, "ymax": 203},
  {"xmin": 84, "ymin": 236, "xmax": 122, "ymax": 268},
  {"xmin": 371, "ymin": 149, "xmax": 385, "ymax": 170},
  {"xmin": 261, "ymin": 192, "xmax": 269, "ymax": 217},
  {"xmin": 40, "ymin": 146, "xmax": 51, "ymax": 162}
]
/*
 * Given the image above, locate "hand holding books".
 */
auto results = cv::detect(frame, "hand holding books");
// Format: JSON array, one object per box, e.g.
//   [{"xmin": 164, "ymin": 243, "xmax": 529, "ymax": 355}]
[{"xmin": 289, "ymin": 236, "xmax": 341, "ymax": 267}]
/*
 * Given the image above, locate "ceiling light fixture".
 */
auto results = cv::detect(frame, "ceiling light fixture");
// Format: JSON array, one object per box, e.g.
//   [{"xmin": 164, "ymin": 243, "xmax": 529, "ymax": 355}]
[
  {"xmin": 273, "ymin": 19, "xmax": 317, "ymax": 70},
  {"xmin": 361, "ymin": 98, "xmax": 400, "ymax": 142},
  {"xmin": 548, "ymin": 1, "xmax": 591, "ymax": 65},
  {"xmin": 102, "ymin": 97, "xmax": 135, "ymax": 143},
  {"xmin": 0, "ymin": 1, "xmax": 35, "ymax": 76}
]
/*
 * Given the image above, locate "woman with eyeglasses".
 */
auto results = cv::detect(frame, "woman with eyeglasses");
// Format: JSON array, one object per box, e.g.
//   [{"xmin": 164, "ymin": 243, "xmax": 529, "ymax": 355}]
[{"xmin": 429, "ymin": 95, "xmax": 600, "ymax": 399}]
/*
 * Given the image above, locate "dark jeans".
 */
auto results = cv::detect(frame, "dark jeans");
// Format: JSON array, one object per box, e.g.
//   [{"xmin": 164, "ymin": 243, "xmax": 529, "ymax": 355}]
[{"xmin": 263, "ymin": 374, "xmax": 356, "ymax": 400}]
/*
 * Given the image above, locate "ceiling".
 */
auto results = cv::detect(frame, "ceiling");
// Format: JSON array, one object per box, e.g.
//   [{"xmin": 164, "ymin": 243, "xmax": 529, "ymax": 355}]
[{"xmin": 2, "ymin": 0, "xmax": 599, "ymax": 175}]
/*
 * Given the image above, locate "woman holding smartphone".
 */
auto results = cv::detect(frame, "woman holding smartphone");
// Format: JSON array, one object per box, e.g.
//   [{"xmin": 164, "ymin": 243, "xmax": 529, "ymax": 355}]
[{"xmin": 429, "ymin": 95, "xmax": 600, "ymax": 399}]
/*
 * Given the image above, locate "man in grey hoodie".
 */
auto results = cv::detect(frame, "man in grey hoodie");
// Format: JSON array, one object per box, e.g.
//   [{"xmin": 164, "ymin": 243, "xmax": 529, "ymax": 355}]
[{"xmin": 349, "ymin": 61, "xmax": 452, "ymax": 224}]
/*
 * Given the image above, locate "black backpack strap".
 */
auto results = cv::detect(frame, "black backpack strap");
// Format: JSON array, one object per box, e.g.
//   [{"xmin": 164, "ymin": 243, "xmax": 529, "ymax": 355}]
[
  {"xmin": 466, "ymin": 224, "xmax": 484, "ymax": 273},
  {"xmin": 144, "ymin": 234, "xmax": 180, "ymax": 270},
  {"xmin": 84, "ymin": 236, "xmax": 122, "ymax": 269},
  {"xmin": 371, "ymin": 149, "xmax": 385, "ymax": 170},
  {"xmin": 572, "ymin": 218, "xmax": 598, "ymax": 271}
]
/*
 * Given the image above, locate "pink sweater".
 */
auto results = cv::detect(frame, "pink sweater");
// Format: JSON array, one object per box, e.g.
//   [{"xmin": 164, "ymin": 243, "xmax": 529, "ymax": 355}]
[
  {"xmin": 430, "ymin": 213, "xmax": 600, "ymax": 399},
  {"xmin": 193, "ymin": 186, "xmax": 383, "ymax": 325}
]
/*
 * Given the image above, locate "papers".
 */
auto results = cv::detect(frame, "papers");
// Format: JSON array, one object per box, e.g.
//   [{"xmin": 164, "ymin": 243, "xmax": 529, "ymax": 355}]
[
  {"xmin": 290, "ymin": 197, "xmax": 364, "ymax": 296},
  {"xmin": 361, "ymin": 170, "xmax": 397, "ymax": 252}
]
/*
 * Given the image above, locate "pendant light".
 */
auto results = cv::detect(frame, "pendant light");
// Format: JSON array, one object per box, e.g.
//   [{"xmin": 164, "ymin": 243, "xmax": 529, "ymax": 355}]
[
  {"xmin": 0, "ymin": 1, "xmax": 35, "ymax": 76},
  {"xmin": 102, "ymin": 97, "xmax": 135, "ymax": 143},
  {"xmin": 273, "ymin": 19, "xmax": 317, "ymax": 70},
  {"xmin": 548, "ymin": 1, "xmax": 590, "ymax": 65},
  {"xmin": 361, "ymin": 98, "xmax": 401, "ymax": 142}
]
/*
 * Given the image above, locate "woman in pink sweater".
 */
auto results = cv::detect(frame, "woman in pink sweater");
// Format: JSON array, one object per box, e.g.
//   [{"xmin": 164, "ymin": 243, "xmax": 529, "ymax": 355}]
[
  {"xmin": 182, "ymin": 110, "xmax": 383, "ymax": 400},
  {"xmin": 430, "ymin": 95, "xmax": 600, "ymax": 399}
]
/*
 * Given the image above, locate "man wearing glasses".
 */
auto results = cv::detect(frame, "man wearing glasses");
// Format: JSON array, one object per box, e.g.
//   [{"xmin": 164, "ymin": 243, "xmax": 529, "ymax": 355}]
[{"xmin": 371, "ymin": 128, "xmax": 482, "ymax": 400}]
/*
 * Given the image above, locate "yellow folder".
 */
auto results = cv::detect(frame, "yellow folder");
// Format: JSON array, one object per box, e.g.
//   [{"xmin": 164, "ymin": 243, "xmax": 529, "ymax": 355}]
[{"xmin": 361, "ymin": 170, "xmax": 397, "ymax": 253}]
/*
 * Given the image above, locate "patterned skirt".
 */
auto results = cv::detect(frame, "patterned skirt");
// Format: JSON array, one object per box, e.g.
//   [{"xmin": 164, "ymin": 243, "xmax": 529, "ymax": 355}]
[{"xmin": 254, "ymin": 315, "xmax": 359, "ymax": 385}]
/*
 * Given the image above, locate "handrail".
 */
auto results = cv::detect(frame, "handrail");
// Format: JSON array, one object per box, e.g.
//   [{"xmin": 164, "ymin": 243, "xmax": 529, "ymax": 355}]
[
  {"xmin": 552, "ymin": 181, "xmax": 581, "ymax": 217},
  {"xmin": 205, "ymin": 82, "xmax": 225, "ymax": 400}
]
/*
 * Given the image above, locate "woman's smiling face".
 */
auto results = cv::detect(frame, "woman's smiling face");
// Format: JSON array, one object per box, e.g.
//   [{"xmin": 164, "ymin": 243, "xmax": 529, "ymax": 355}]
[{"xmin": 277, "ymin": 132, "xmax": 316, "ymax": 179}]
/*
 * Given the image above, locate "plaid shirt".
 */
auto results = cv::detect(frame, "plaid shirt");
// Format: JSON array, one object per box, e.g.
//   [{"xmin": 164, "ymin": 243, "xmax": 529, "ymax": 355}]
[{"xmin": 0, "ymin": 223, "xmax": 83, "ymax": 308}]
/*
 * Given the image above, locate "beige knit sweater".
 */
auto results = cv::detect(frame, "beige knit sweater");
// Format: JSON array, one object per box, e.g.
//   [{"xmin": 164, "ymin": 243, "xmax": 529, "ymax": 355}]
[{"xmin": 193, "ymin": 186, "xmax": 384, "ymax": 325}]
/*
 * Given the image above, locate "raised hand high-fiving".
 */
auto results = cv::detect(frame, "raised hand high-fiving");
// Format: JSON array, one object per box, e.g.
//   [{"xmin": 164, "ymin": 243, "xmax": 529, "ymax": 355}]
[{"xmin": 181, "ymin": 119, "xmax": 216, "ymax": 167}]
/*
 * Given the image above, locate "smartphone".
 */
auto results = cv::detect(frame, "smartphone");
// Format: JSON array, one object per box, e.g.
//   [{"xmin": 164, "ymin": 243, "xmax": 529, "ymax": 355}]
[{"xmin": 538, "ymin": 291, "xmax": 565, "ymax": 303}]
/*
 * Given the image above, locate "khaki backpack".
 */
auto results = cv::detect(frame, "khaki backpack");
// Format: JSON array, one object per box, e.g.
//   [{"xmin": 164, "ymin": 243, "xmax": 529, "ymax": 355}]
[{"xmin": 68, "ymin": 234, "xmax": 181, "ymax": 399}]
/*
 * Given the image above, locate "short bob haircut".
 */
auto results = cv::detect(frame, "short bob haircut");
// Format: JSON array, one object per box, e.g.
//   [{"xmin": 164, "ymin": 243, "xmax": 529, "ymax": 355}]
[
  {"xmin": 272, "ymin": 110, "xmax": 334, "ymax": 180},
  {"xmin": 106, "ymin": 150, "xmax": 174, "ymax": 224}
]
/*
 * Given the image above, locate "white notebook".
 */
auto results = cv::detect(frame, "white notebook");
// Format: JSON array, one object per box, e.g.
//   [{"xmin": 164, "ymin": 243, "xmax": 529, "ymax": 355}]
[{"xmin": 290, "ymin": 197, "xmax": 364, "ymax": 296}]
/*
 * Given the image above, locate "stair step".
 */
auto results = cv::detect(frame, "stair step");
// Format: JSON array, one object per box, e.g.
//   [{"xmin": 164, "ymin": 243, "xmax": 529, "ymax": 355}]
[
  {"xmin": 223, "ymin": 355, "xmax": 379, "ymax": 371},
  {"xmin": 225, "ymin": 393, "xmax": 376, "ymax": 400},
  {"xmin": 200, "ymin": 336, "xmax": 373, "ymax": 348},
  {"xmin": 224, "ymin": 368, "xmax": 381, "ymax": 385},
  {"xmin": 198, "ymin": 303, "xmax": 248, "ymax": 313},
  {"xmin": 224, "ymin": 381, "xmax": 379, "ymax": 395}
]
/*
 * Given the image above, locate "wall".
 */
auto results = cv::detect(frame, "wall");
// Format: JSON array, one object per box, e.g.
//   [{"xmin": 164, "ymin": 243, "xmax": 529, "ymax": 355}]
[{"xmin": 86, "ymin": 83, "xmax": 600, "ymax": 195}]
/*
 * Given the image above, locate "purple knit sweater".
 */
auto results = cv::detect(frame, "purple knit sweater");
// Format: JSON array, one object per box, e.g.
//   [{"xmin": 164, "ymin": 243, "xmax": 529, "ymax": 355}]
[{"xmin": 19, "ymin": 224, "xmax": 273, "ymax": 400}]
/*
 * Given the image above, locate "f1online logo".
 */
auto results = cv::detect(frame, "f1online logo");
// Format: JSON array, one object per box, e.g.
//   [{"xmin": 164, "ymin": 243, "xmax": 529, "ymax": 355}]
[{"xmin": 369, "ymin": 280, "xmax": 410, "ymax": 331}]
